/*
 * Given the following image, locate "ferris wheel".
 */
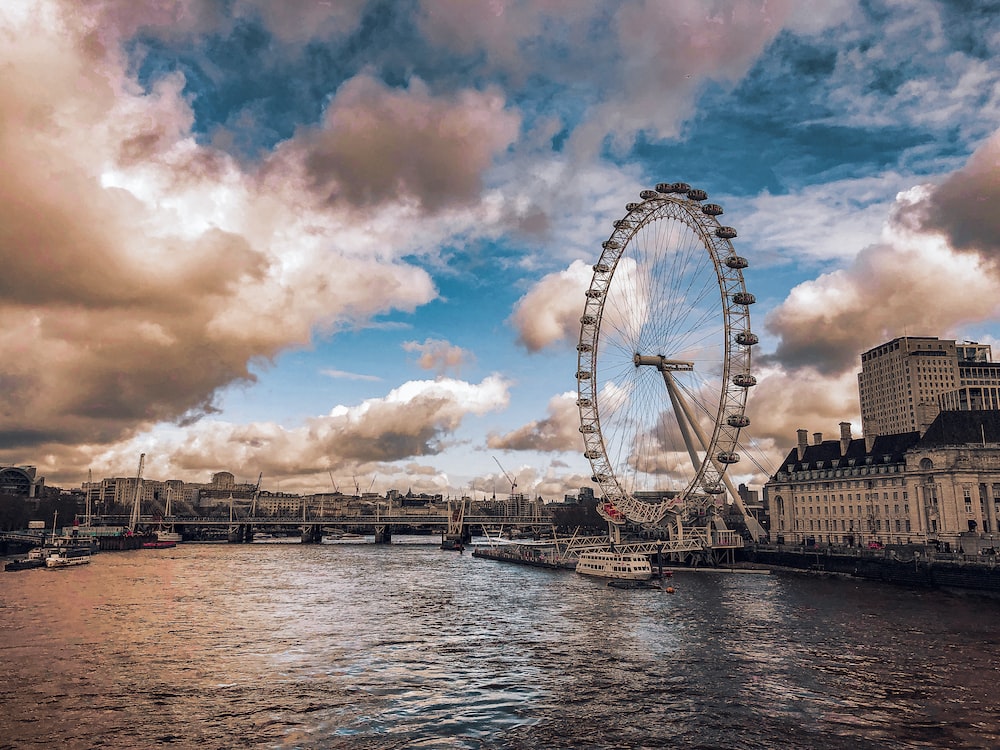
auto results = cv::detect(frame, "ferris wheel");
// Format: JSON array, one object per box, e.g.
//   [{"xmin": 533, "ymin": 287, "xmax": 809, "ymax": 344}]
[{"xmin": 576, "ymin": 182, "xmax": 758, "ymax": 527}]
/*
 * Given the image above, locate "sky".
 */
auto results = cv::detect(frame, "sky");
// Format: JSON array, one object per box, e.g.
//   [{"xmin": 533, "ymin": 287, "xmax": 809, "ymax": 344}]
[{"xmin": 2, "ymin": 0, "xmax": 1000, "ymax": 501}]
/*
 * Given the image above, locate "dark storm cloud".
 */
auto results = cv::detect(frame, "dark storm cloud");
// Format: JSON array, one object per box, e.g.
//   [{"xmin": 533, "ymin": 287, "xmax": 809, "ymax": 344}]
[{"xmin": 915, "ymin": 131, "xmax": 1000, "ymax": 260}]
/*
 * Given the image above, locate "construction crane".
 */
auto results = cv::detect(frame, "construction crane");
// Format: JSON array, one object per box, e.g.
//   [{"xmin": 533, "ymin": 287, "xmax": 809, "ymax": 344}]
[
  {"xmin": 493, "ymin": 456, "xmax": 517, "ymax": 496},
  {"xmin": 128, "ymin": 453, "xmax": 145, "ymax": 532}
]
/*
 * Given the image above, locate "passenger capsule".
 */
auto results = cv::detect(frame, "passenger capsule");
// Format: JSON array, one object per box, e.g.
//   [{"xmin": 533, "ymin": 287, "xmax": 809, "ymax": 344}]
[
  {"xmin": 702, "ymin": 203, "xmax": 723, "ymax": 216},
  {"xmin": 687, "ymin": 188, "xmax": 708, "ymax": 201},
  {"xmin": 613, "ymin": 219, "xmax": 633, "ymax": 229},
  {"xmin": 716, "ymin": 451, "xmax": 741, "ymax": 464},
  {"xmin": 585, "ymin": 288, "xmax": 604, "ymax": 299},
  {"xmin": 593, "ymin": 263, "xmax": 610, "ymax": 273},
  {"xmin": 639, "ymin": 189, "xmax": 659, "ymax": 200},
  {"xmin": 580, "ymin": 315, "xmax": 596, "ymax": 325},
  {"xmin": 602, "ymin": 240, "xmax": 620, "ymax": 250},
  {"xmin": 733, "ymin": 373, "xmax": 757, "ymax": 388},
  {"xmin": 579, "ymin": 424, "xmax": 597, "ymax": 433},
  {"xmin": 671, "ymin": 182, "xmax": 690, "ymax": 193},
  {"xmin": 576, "ymin": 370, "xmax": 592, "ymax": 380},
  {"xmin": 626, "ymin": 202, "xmax": 641, "ymax": 211},
  {"xmin": 735, "ymin": 331, "xmax": 759, "ymax": 346},
  {"xmin": 732, "ymin": 292, "xmax": 756, "ymax": 306},
  {"xmin": 655, "ymin": 183, "xmax": 673, "ymax": 193},
  {"xmin": 725, "ymin": 255, "xmax": 749, "ymax": 269},
  {"xmin": 704, "ymin": 484, "xmax": 725, "ymax": 495},
  {"xmin": 716, "ymin": 226, "xmax": 738, "ymax": 239},
  {"xmin": 726, "ymin": 414, "xmax": 751, "ymax": 428},
  {"xmin": 577, "ymin": 343, "xmax": 593, "ymax": 353},
  {"xmin": 592, "ymin": 474, "xmax": 610, "ymax": 483},
  {"xmin": 577, "ymin": 398, "xmax": 593, "ymax": 408},
  {"xmin": 584, "ymin": 450, "xmax": 602, "ymax": 460}
]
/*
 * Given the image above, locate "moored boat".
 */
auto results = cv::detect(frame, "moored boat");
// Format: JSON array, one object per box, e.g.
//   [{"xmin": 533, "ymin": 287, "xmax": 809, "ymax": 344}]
[
  {"xmin": 576, "ymin": 550, "xmax": 653, "ymax": 581},
  {"xmin": 142, "ymin": 539, "xmax": 177, "ymax": 549},
  {"xmin": 5, "ymin": 556, "xmax": 46, "ymax": 572},
  {"xmin": 45, "ymin": 549, "xmax": 92, "ymax": 568}
]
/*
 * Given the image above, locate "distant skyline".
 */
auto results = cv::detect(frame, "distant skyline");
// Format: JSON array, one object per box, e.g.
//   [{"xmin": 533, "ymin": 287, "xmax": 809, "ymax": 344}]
[{"xmin": 2, "ymin": 0, "xmax": 999, "ymax": 499}]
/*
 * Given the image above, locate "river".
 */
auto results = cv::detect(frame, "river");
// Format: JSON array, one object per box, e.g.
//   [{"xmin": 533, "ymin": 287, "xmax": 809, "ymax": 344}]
[{"xmin": 2, "ymin": 538, "xmax": 999, "ymax": 749}]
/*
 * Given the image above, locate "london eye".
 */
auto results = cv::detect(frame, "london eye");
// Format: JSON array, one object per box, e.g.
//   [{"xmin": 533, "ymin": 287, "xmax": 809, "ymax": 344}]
[{"xmin": 576, "ymin": 182, "xmax": 758, "ymax": 531}]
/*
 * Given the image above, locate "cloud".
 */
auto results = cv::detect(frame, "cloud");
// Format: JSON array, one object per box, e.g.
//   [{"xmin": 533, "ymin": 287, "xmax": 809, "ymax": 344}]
[
  {"xmin": 811, "ymin": 4, "xmax": 1000, "ymax": 140},
  {"xmin": 745, "ymin": 364, "xmax": 861, "ymax": 446},
  {"xmin": 402, "ymin": 338, "xmax": 475, "ymax": 375},
  {"xmin": 272, "ymin": 74, "xmax": 521, "ymax": 212},
  {"xmin": 234, "ymin": 0, "xmax": 369, "ymax": 44},
  {"xmin": 69, "ymin": 0, "xmax": 370, "ymax": 47},
  {"xmin": 488, "ymin": 391, "xmax": 581, "ymax": 452},
  {"xmin": 416, "ymin": 1, "xmax": 803, "ymax": 155},
  {"xmin": 915, "ymin": 129, "xmax": 1000, "ymax": 261},
  {"xmin": 79, "ymin": 375, "xmax": 511, "ymax": 484},
  {"xmin": 735, "ymin": 174, "xmax": 914, "ymax": 268},
  {"xmin": 321, "ymin": 369, "xmax": 382, "ymax": 382},
  {"xmin": 509, "ymin": 259, "xmax": 592, "ymax": 351}
]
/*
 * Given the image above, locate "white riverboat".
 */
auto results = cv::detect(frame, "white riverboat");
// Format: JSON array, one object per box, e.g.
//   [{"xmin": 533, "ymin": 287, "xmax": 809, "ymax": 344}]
[
  {"xmin": 45, "ymin": 549, "xmax": 92, "ymax": 568},
  {"xmin": 576, "ymin": 551, "xmax": 653, "ymax": 581}
]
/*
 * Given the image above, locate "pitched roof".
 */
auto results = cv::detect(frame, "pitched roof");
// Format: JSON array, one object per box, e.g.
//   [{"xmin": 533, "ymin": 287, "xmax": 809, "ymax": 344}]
[{"xmin": 772, "ymin": 432, "xmax": 920, "ymax": 478}]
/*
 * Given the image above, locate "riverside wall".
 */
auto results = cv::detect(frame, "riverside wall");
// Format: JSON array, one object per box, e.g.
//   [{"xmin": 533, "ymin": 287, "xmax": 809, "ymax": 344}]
[{"xmin": 743, "ymin": 546, "xmax": 1000, "ymax": 594}]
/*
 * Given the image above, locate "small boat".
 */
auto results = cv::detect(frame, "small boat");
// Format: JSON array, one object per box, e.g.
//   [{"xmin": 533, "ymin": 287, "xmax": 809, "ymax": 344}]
[
  {"xmin": 142, "ymin": 539, "xmax": 177, "ymax": 549},
  {"xmin": 576, "ymin": 550, "xmax": 653, "ymax": 581}
]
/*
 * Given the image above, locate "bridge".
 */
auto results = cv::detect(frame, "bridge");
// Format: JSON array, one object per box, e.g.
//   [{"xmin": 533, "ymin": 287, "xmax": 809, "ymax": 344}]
[{"xmin": 59, "ymin": 510, "xmax": 554, "ymax": 545}]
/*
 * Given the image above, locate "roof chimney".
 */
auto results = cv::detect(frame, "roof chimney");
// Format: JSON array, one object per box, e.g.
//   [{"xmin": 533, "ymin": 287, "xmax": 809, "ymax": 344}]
[
  {"xmin": 796, "ymin": 429, "xmax": 808, "ymax": 461},
  {"xmin": 839, "ymin": 422, "xmax": 852, "ymax": 456},
  {"xmin": 813, "ymin": 432, "xmax": 823, "ymax": 446}
]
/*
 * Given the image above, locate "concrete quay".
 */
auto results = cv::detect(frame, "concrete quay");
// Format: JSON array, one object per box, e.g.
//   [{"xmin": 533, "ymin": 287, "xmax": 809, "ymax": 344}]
[{"xmin": 743, "ymin": 546, "xmax": 1000, "ymax": 594}]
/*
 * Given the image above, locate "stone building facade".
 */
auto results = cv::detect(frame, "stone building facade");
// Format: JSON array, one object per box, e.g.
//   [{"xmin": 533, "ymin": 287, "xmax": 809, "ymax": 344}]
[{"xmin": 765, "ymin": 413, "xmax": 1000, "ymax": 551}]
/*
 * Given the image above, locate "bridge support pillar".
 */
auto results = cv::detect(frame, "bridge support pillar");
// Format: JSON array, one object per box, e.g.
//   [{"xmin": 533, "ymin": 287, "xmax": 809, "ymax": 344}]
[
  {"xmin": 373, "ymin": 526, "xmax": 391, "ymax": 545},
  {"xmin": 301, "ymin": 525, "xmax": 322, "ymax": 544},
  {"xmin": 228, "ymin": 524, "xmax": 253, "ymax": 543}
]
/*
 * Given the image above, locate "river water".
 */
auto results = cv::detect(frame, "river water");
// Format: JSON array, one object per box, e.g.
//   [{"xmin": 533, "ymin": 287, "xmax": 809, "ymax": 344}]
[{"xmin": 2, "ymin": 538, "xmax": 999, "ymax": 749}]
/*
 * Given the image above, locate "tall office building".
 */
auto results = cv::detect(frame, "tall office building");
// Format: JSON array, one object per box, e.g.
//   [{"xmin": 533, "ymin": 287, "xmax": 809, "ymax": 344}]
[{"xmin": 858, "ymin": 336, "xmax": 1000, "ymax": 442}]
